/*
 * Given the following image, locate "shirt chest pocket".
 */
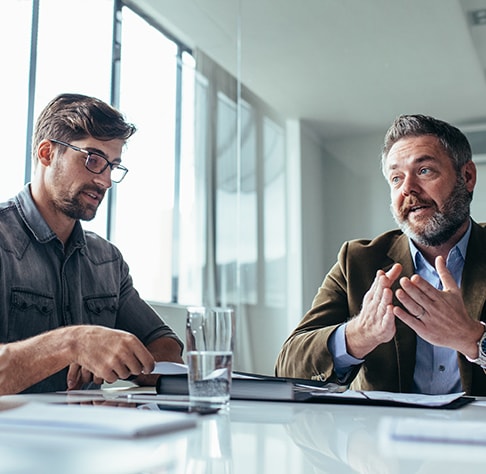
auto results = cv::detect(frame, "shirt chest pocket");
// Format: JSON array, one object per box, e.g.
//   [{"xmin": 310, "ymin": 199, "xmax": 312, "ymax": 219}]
[
  {"xmin": 84, "ymin": 295, "xmax": 118, "ymax": 327},
  {"xmin": 8, "ymin": 289, "xmax": 55, "ymax": 342}
]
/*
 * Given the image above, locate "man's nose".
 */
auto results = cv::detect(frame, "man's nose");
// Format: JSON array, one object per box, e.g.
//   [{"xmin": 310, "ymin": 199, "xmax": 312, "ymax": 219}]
[
  {"xmin": 401, "ymin": 174, "xmax": 420, "ymax": 196},
  {"xmin": 93, "ymin": 168, "xmax": 112, "ymax": 190}
]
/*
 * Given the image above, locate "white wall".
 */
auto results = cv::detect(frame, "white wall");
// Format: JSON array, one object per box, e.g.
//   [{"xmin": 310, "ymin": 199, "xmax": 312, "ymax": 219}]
[
  {"xmin": 298, "ymin": 127, "xmax": 396, "ymax": 323},
  {"xmin": 150, "ymin": 125, "xmax": 399, "ymax": 377}
]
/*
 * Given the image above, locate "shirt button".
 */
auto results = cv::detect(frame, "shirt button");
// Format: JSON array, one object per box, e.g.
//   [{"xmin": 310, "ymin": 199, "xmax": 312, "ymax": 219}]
[{"xmin": 439, "ymin": 365, "xmax": 446, "ymax": 372}]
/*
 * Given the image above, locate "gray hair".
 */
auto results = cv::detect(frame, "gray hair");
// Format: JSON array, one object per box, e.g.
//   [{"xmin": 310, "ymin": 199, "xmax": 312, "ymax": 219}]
[{"xmin": 381, "ymin": 114, "xmax": 472, "ymax": 175}]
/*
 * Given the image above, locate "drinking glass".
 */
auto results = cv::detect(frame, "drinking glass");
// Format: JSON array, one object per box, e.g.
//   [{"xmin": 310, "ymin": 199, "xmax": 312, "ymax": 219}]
[{"xmin": 186, "ymin": 306, "xmax": 235, "ymax": 410}]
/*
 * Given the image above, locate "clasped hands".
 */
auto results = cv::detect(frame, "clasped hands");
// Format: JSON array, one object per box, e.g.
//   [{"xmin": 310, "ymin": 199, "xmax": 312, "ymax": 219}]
[{"xmin": 345, "ymin": 256, "xmax": 484, "ymax": 361}]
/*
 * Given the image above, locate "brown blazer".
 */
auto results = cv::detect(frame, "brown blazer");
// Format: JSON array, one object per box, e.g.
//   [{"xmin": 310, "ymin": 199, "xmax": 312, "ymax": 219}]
[{"xmin": 275, "ymin": 221, "xmax": 486, "ymax": 395}]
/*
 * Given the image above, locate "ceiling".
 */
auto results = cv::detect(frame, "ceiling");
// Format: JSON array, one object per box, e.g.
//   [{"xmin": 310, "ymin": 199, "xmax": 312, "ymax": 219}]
[{"xmin": 127, "ymin": 0, "xmax": 486, "ymax": 141}]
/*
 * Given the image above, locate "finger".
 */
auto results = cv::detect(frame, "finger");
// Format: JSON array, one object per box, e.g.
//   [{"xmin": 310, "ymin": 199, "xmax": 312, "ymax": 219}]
[
  {"xmin": 67, "ymin": 363, "xmax": 82, "ymax": 390},
  {"xmin": 379, "ymin": 287, "xmax": 394, "ymax": 312},
  {"xmin": 435, "ymin": 256, "xmax": 459, "ymax": 292},
  {"xmin": 366, "ymin": 269, "xmax": 385, "ymax": 298},
  {"xmin": 101, "ymin": 369, "xmax": 119, "ymax": 384},
  {"xmin": 369, "ymin": 264, "xmax": 401, "ymax": 303},
  {"xmin": 113, "ymin": 349, "xmax": 150, "ymax": 379},
  {"xmin": 384, "ymin": 263, "xmax": 402, "ymax": 285},
  {"xmin": 395, "ymin": 286, "xmax": 426, "ymax": 317},
  {"xmin": 79, "ymin": 367, "xmax": 95, "ymax": 385},
  {"xmin": 383, "ymin": 303, "xmax": 395, "ymax": 323},
  {"xmin": 399, "ymin": 272, "xmax": 438, "ymax": 306},
  {"xmin": 92, "ymin": 375, "xmax": 104, "ymax": 385},
  {"xmin": 112, "ymin": 332, "xmax": 155, "ymax": 375},
  {"xmin": 132, "ymin": 346, "xmax": 155, "ymax": 375},
  {"xmin": 113, "ymin": 364, "xmax": 133, "ymax": 381},
  {"xmin": 393, "ymin": 304, "xmax": 423, "ymax": 328}
]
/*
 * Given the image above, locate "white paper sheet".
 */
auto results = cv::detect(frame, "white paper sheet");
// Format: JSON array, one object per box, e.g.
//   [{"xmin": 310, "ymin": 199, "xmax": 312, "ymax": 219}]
[
  {"xmin": 379, "ymin": 416, "xmax": 486, "ymax": 445},
  {"xmin": 0, "ymin": 402, "xmax": 196, "ymax": 438},
  {"xmin": 151, "ymin": 361, "xmax": 188, "ymax": 375}
]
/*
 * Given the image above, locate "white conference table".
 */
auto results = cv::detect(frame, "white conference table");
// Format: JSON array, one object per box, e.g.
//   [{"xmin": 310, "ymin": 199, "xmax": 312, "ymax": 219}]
[{"xmin": 1, "ymin": 390, "xmax": 486, "ymax": 474}]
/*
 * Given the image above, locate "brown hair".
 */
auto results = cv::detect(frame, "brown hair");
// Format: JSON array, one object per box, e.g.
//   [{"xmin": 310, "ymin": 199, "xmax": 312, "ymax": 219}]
[{"xmin": 33, "ymin": 93, "xmax": 136, "ymax": 162}]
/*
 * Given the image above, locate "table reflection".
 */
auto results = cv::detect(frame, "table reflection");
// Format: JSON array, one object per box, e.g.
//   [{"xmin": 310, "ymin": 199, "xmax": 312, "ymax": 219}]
[
  {"xmin": 283, "ymin": 403, "xmax": 486, "ymax": 474},
  {"xmin": 186, "ymin": 411, "xmax": 233, "ymax": 474}
]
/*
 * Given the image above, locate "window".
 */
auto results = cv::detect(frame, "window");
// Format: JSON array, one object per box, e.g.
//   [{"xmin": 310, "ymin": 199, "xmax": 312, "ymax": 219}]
[
  {"xmin": 34, "ymin": 0, "xmax": 113, "ymax": 237},
  {"xmin": 193, "ymin": 51, "xmax": 287, "ymax": 310},
  {"xmin": 114, "ymin": 7, "xmax": 184, "ymax": 302},
  {"xmin": 1, "ymin": 0, "xmax": 288, "ymax": 317},
  {"xmin": 0, "ymin": 1, "xmax": 33, "ymax": 200}
]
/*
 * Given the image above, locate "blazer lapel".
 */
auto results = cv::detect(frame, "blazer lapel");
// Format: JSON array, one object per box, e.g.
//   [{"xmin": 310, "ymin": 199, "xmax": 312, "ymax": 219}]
[
  {"xmin": 462, "ymin": 222, "xmax": 486, "ymax": 322},
  {"xmin": 387, "ymin": 232, "xmax": 415, "ymax": 285},
  {"xmin": 386, "ymin": 232, "xmax": 417, "ymax": 391},
  {"xmin": 457, "ymin": 221, "xmax": 486, "ymax": 393}
]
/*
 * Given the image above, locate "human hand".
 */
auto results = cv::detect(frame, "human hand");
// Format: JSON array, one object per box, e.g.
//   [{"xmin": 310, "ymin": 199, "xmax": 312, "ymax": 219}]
[
  {"xmin": 66, "ymin": 326, "xmax": 155, "ymax": 389},
  {"xmin": 67, "ymin": 363, "xmax": 104, "ymax": 390},
  {"xmin": 393, "ymin": 256, "xmax": 483, "ymax": 358},
  {"xmin": 128, "ymin": 336, "xmax": 184, "ymax": 386},
  {"xmin": 346, "ymin": 263, "xmax": 402, "ymax": 359}
]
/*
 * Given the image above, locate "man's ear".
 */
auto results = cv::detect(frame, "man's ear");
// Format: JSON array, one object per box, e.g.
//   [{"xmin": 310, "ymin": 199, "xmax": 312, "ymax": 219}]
[
  {"xmin": 462, "ymin": 160, "xmax": 477, "ymax": 193},
  {"xmin": 37, "ymin": 139, "xmax": 55, "ymax": 167}
]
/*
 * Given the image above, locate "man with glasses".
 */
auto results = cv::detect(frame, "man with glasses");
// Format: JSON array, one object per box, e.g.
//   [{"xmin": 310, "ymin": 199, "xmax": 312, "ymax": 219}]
[{"xmin": 0, "ymin": 93, "xmax": 183, "ymax": 394}]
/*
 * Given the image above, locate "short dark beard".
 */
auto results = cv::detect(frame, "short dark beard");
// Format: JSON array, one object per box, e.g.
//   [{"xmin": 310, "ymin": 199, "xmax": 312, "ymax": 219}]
[
  {"xmin": 392, "ymin": 175, "xmax": 472, "ymax": 247},
  {"xmin": 59, "ymin": 192, "xmax": 98, "ymax": 221},
  {"xmin": 53, "ymin": 186, "xmax": 105, "ymax": 222}
]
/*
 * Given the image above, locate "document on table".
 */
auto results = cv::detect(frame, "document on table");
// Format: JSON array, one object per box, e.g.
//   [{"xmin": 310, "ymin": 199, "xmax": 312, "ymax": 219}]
[
  {"xmin": 379, "ymin": 416, "xmax": 486, "ymax": 445},
  {"xmin": 306, "ymin": 388, "xmax": 466, "ymax": 408},
  {"xmin": 0, "ymin": 401, "xmax": 197, "ymax": 438},
  {"xmin": 152, "ymin": 361, "xmax": 188, "ymax": 375},
  {"xmin": 152, "ymin": 362, "xmax": 467, "ymax": 408}
]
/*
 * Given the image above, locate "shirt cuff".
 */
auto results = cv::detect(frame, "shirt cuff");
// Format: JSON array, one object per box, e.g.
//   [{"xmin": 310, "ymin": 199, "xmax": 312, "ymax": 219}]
[{"xmin": 328, "ymin": 323, "xmax": 364, "ymax": 376}]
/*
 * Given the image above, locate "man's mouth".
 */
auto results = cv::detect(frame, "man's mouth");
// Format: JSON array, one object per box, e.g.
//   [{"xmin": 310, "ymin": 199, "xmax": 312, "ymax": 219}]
[
  {"xmin": 85, "ymin": 191, "xmax": 98, "ymax": 201},
  {"xmin": 399, "ymin": 199, "xmax": 436, "ymax": 220},
  {"xmin": 408, "ymin": 204, "xmax": 429, "ymax": 213},
  {"xmin": 82, "ymin": 188, "xmax": 105, "ymax": 203}
]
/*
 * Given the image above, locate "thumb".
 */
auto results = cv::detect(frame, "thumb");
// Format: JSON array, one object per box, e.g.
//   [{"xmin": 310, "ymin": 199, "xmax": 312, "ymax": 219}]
[{"xmin": 435, "ymin": 256, "xmax": 458, "ymax": 292}]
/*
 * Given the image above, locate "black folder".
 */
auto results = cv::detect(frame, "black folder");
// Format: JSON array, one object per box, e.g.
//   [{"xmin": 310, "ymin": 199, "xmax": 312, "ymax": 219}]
[
  {"xmin": 155, "ymin": 372, "xmax": 473, "ymax": 409},
  {"xmin": 156, "ymin": 372, "xmax": 338, "ymax": 401}
]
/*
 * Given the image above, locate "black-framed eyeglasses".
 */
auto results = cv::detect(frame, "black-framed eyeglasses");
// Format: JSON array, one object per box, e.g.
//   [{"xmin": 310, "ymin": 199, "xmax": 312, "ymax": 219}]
[{"xmin": 49, "ymin": 139, "xmax": 129, "ymax": 183}]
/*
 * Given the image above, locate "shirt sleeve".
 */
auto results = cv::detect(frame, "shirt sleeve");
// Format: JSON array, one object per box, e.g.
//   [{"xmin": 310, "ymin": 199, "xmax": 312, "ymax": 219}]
[
  {"xmin": 328, "ymin": 323, "xmax": 364, "ymax": 379},
  {"xmin": 116, "ymin": 258, "xmax": 183, "ymax": 351}
]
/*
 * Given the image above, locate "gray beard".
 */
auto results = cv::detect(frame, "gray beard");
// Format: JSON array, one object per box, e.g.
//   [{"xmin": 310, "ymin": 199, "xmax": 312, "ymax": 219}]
[{"xmin": 392, "ymin": 177, "xmax": 471, "ymax": 247}]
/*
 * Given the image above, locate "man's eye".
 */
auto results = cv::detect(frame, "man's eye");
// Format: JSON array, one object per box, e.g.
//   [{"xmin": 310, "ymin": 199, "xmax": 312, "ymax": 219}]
[
  {"xmin": 419, "ymin": 168, "xmax": 430, "ymax": 175},
  {"xmin": 85, "ymin": 153, "xmax": 105, "ymax": 172},
  {"xmin": 87, "ymin": 155, "xmax": 101, "ymax": 165},
  {"xmin": 390, "ymin": 176, "xmax": 400, "ymax": 184}
]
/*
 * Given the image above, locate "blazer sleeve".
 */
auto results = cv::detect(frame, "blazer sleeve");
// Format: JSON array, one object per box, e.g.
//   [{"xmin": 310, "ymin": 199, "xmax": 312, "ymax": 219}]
[
  {"xmin": 275, "ymin": 230, "xmax": 413, "ymax": 386},
  {"xmin": 275, "ymin": 240, "xmax": 376, "ymax": 381}
]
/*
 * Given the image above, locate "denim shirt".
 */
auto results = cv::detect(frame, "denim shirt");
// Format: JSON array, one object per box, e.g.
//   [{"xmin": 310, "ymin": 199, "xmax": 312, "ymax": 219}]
[{"xmin": 0, "ymin": 184, "xmax": 182, "ymax": 393}]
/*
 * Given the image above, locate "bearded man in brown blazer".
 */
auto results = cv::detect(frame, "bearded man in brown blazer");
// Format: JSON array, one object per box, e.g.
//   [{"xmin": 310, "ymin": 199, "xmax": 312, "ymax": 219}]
[{"xmin": 275, "ymin": 114, "xmax": 486, "ymax": 395}]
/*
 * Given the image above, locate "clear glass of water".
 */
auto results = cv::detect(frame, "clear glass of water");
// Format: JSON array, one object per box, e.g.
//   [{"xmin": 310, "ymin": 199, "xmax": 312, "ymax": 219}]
[{"xmin": 186, "ymin": 306, "xmax": 235, "ymax": 410}]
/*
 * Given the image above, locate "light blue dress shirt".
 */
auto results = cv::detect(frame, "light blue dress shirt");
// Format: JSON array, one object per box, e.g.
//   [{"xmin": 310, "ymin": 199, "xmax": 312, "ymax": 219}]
[{"xmin": 329, "ymin": 221, "xmax": 471, "ymax": 394}]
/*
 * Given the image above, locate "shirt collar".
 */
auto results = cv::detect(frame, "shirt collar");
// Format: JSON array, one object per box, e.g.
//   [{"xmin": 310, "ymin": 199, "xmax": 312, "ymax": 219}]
[
  {"xmin": 15, "ymin": 183, "xmax": 86, "ymax": 247},
  {"xmin": 408, "ymin": 219, "xmax": 471, "ymax": 269}
]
